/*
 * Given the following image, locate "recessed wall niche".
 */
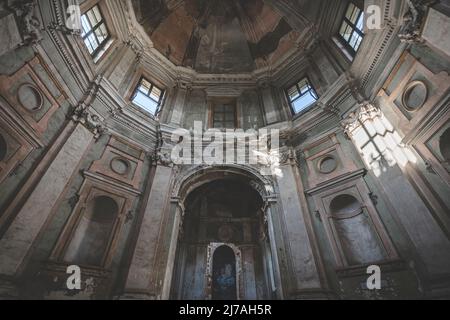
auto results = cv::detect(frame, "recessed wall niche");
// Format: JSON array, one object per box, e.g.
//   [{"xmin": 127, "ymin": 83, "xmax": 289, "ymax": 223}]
[
  {"xmin": 0, "ymin": 118, "xmax": 40, "ymax": 185},
  {"xmin": 89, "ymin": 136, "xmax": 145, "ymax": 189},
  {"xmin": 63, "ymin": 195, "xmax": 119, "ymax": 266},
  {"xmin": 0, "ymin": 134, "xmax": 7, "ymax": 162},
  {"xmin": 329, "ymin": 194, "xmax": 386, "ymax": 266},
  {"xmin": 402, "ymin": 81, "xmax": 428, "ymax": 111},
  {"xmin": 110, "ymin": 157, "xmax": 130, "ymax": 176},
  {"xmin": 307, "ymin": 174, "xmax": 399, "ymax": 269},
  {"xmin": 49, "ymin": 169, "xmax": 138, "ymax": 271},
  {"xmin": 439, "ymin": 128, "xmax": 450, "ymax": 165},
  {"xmin": 318, "ymin": 155, "xmax": 338, "ymax": 174},
  {"xmin": 17, "ymin": 83, "xmax": 43, "ymax": 112}
]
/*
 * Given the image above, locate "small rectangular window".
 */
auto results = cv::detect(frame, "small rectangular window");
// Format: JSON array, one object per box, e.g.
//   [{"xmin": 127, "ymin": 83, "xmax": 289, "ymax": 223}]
[
  {"xmin": 81, "ymin": 5, "xmax": 111, "ymax": 61},
  {"xmin": 212, "ymin": 102, "xmax": 236, "ymax": 129},
  {"xmin": 131, "ymin": 77, "xmax": 165, "ymax": 116},
  {"xmin": 338, "ymin": 2, "xmax": 365, "ymax": 55},
  {"xmin": 286, "ymin": 78, "xmax": 318, "ymax": 114}
]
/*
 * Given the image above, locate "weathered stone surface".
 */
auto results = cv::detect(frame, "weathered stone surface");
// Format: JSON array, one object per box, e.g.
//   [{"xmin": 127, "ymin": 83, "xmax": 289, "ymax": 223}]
[
  {"xmin": 124, "ymin": 165, "xmax": 173, "ymax": 291},
  {"xmin": 0, "ymin": 14, "xmax": 22, "ymax": 57},
  {"xmin": 277, "ymin": 165, "xmax": 322, "ymax": 290},
  {"xmin": 422, "ymin": 7, "xmax": 450, "ymax": 58},
  {"xmin": 0, "ymin": 124, "xmax": 93, "ymax": 276}
]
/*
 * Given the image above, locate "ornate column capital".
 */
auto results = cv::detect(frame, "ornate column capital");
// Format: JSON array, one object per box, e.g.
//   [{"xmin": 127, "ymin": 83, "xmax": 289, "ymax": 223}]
[
  {"xmin": 341, "ymin": 102, "xmax": 381, "ymax": 138},
  {"xmin": 71, "ymin": 77, "xmax": 107, "ymax": 139},
  {"xmin": 153, "ymin": 126, "xmax": 177, "ymax": 167},
  {"xmin": 279, "ymin": 146, "xmax": 299, "ymax": 166}
]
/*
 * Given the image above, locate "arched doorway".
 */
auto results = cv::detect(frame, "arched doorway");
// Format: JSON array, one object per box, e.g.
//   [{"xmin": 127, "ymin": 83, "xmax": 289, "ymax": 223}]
[{"xmin": 170, "ymin": 177, "xmax": 276, "ymax": 300}]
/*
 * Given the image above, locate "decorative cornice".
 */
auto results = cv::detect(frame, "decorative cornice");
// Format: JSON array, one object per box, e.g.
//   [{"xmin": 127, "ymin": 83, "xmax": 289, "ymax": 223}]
[
  {"xmin": 305, "ymin": 168, "xmax": 367, "ymax": 195},
  {"xmin": 83, "ymin": 170, "xmax": 142, "ymax": 196}
]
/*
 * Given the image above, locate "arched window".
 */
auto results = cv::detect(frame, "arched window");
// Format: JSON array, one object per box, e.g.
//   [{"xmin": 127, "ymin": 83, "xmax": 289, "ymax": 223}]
[
  {"xmin": 0, "ymin": 134, "xmax": 7, "ymax": 162},
  {"xmin": 439, "ymin": 128, "xmax": 450, "ymax": 164},
  {"xmin": 64, "ymin": 196, "xmax": 119, "ymax": 266},
  {"xmin": 212, "ymin": 246, "xmax": 237, "ymax": 300},
  {"xmin": 330, "ymin": 194, "xmax": 385, "ymax": 265}
]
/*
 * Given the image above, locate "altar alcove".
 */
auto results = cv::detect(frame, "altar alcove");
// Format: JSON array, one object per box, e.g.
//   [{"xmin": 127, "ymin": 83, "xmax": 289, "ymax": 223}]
[
  {"xmin": 211, "ymin": 244, "xmax": 238, "ymax": 300},
  {"xmin": 170, "ymin": 178, "xmax": 275, "ymax": 300}
]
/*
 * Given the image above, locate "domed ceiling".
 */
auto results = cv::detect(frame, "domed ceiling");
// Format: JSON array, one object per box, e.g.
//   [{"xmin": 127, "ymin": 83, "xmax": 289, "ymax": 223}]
[{"xmin": 132, "ymin": 0, "xmax": 300, "ymax": 73}]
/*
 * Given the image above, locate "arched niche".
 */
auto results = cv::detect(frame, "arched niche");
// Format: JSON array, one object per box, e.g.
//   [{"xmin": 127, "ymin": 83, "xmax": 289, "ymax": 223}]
[
  {"xmin": 0, "ymin": 133, "xmax": 7, "ymax": 162},
  {"xmin": 169, "ymin": 165, "xmax": 280, "ymax": 300},
  {"xmin": 207, "ymin": 243, "xmax": 242, "ymax": 300},
  {"xmin": 172, "ymin": 164, "xmax": 275, "ymax": 202},
  {"xmin": 439, "ymin": 128, "xmax": 450, "ymax": 164},
  {"xmin": 329, "ymin": 194, "xmax": 386, "ymax": 265},
  {"xmin": 64, "ymin": 195, "xmax": 119, "ymax": 266}
]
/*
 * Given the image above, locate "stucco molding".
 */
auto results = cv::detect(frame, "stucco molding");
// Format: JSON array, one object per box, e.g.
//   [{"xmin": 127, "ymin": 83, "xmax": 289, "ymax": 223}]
[
  {"xmin": 9, "ymin": 0, "xmax": 43, "ymax": 46},
  {"xmin": 172, "ymin": 164, "xmax": 276, "ymax": 202},
  {"xmin": 71, "ymin": 76, "xmax": 108, "ymax": 139},
  {"xmin": 340, "ymin": 102, "xmax": 381, "ymax": 138},
  {"xmin": 398, "ymin": 0, "xmax": 436, "ymax": 43}
]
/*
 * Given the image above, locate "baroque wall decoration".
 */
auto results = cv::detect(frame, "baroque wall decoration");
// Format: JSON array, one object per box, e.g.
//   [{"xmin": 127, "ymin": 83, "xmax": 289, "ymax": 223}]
[
  {"xmin": 110, "ymin": 157, "xmax": 131, "ymax": 176},
  {"xmin": 17, "ymin": 83, "xmax": 44, "ymax": 112},
  {"xmin": 1, "ymin": 0, "xmax": 450, "ymax": 301},
  {"xmin": 307, "ymin": 174, "xmax": 399, "ymax": 269},
  {"xmin": 401, "ymin": 80, "xmax": 428, "ymax": 111},
  {"xmin": 0, "ymin": 55, "xmax": 66, "ymax": 135},
  {"xmin": 380, "ymin": 51, "xmax": 450, "ymax": 124},
  {"xmin": 317, "ymin": 155, "xmax": 338, "ymax": 174}
]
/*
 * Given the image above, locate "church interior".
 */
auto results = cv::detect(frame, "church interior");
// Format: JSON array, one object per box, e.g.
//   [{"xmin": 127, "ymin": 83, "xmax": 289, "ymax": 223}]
[{"xmin": 0, "ymin": 0, "xmax": 450, "ymax": 300}]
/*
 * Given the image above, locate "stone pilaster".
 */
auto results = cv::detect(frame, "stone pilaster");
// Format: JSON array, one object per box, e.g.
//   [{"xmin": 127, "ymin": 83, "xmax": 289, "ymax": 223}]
[
  {"xmin": 275, "ymin": 147, "xmax": 327, "ymax": 297},
  {"xmin": 121, "ymin": 163, "xmax": 175, "ymax": 299},
  {"xmin": 341, "ymin": 102, "xmax": 450, "ymax": 294},
  {"xmin": 0, "ymin": 122, "xmax": 93, "ymax": 279},
  {"xmin": 170, "ymin": 83, "xmax": 189, "ymax": 126}
]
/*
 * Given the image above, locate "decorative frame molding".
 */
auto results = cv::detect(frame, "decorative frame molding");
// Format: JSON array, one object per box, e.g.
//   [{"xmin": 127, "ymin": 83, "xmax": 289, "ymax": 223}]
[
  {"xmin": 0, "ymin": 55, "xmax": 66, "ymax": 136},
  {"xmin": 307, "ymin": 172, "xmax": 399, "ymax": 269},
  {"xmin": 50, "ymin": 173, "xmax": 137, "ymax": 270},
  {"xmin": 90, "ymin": 135, "xmax": 145, "ymax": 189},
  {"xmin": 205, "ymin": 242, "xmax": 243, "ymax": 300},
  {"xmin": 303, "ymin": 133, "xmax": 358, "ymax": 188}
]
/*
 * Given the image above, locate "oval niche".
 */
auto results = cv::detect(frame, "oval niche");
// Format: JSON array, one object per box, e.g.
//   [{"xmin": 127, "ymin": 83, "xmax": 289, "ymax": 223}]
[
  {"xmin": 402, "ymin": 81, "xmax": 428, "ymax": 111},
  {"xmin": 110, "ymin": 157, "xmax": 130, "ymax": 175},
  {"xmin": 17, "ymin": 84, "xmax": 43, "ymax": 112},
  {"xmin": 318, "ymin": 155, "xmax": 338, "ymax": 174}
]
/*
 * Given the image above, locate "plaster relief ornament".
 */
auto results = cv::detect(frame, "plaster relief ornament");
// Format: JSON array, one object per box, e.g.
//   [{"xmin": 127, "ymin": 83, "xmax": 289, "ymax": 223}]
[
  {"xmin": 398, "ymin": 0, "xmax": 436, "ymax": 43},
  {"xmin": 70, "ymin": 77, "xmax": 107, "ymax": 139},
  {"xmin": 14, "ymin": 0, "xmax": 42, "ymax": 45},
  {"xmin": 341, "ymin": 102, "xmax": 381, "ymax": 138}
]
